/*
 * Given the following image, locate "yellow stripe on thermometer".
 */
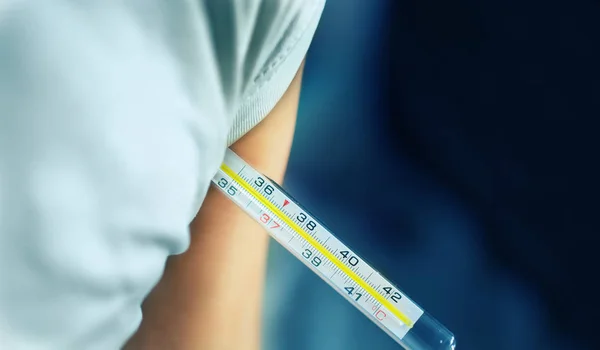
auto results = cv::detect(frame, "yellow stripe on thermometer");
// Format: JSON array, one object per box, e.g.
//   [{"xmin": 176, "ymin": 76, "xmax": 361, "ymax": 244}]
[{"xmin": 212, "ymin": 149, "xmax": 456, "ymax": 350}]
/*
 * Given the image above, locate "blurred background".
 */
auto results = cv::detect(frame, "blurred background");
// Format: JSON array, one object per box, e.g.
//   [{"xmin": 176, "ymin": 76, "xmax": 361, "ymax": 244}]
[{"xmin": 262, "ymin": 1, "xmax": 599, "ymax": 349}]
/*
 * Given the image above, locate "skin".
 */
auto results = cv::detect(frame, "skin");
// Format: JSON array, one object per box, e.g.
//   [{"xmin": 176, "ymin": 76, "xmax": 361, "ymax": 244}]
[{"xmin": 124, "ymin": 61, "xmax": 305, "ymax": 350}]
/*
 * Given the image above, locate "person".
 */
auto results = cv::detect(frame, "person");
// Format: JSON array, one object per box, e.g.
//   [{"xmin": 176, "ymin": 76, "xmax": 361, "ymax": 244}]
[{"xmin": 0, "ymin": 1, "xmax": 326, "ymax": 349}]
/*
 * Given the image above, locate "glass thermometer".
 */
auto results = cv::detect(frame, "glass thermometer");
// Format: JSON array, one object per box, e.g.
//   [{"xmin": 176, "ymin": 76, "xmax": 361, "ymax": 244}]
[{"xmin": 212, "ymin": 149, "xmax": 456, "ymax": 350}]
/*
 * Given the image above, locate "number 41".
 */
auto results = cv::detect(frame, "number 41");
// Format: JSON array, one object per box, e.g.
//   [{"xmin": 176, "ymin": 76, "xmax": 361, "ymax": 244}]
[{"xmin": 344, "ymin": 286, "xmax": 362, "ymax": 302}]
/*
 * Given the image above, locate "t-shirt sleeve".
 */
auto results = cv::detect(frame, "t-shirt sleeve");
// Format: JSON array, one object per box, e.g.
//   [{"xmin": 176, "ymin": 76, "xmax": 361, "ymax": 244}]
[
  {"xmin": 201, "ymin": 0, "xmax": 326, "ymax": 145},
  {"xmin": 228, "ymin": 0, "xmax": 325, "ymax": 144}
]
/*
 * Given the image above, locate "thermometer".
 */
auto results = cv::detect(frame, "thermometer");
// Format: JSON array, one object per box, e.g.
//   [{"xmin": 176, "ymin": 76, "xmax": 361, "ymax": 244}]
[{"xmin": 212, "ymin": 149, "xmax": 456, "ymax": 350}]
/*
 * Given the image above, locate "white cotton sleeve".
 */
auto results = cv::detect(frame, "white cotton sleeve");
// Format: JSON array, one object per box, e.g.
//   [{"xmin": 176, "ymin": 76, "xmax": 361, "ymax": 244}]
[{"xmin": 0, "ymin": 1, "xmax": 324, "ymax": 349}]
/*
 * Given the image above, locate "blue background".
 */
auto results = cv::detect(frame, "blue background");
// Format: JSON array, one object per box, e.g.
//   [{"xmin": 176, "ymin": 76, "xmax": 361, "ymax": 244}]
[{"xmin": 263, "ymin": 1, "xmax": 599, "ymax": 349}]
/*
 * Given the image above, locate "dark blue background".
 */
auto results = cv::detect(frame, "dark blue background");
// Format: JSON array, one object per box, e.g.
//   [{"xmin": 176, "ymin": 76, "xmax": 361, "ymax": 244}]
[{"xmin": 263, "ymin": 1, "xmax": 599, "ymax": 349}]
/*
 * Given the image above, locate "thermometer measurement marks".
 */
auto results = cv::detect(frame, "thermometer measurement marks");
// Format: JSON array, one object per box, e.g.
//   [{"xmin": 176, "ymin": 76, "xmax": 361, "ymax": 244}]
[{"xmin": 213, "ymin": 150, "xmax": 424, "ymax": 340}]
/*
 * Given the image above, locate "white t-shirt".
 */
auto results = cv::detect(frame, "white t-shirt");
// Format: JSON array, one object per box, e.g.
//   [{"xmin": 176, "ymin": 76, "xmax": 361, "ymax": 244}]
[{"xmin": 0, "ymin": 1, "xmax": 325, "ymax": 348}]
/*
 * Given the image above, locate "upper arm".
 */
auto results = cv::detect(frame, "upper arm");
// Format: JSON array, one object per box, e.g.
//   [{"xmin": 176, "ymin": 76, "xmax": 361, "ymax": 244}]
[{"xmin": 230, "ymin": 60, "xmax": 305, "ymax": 182}]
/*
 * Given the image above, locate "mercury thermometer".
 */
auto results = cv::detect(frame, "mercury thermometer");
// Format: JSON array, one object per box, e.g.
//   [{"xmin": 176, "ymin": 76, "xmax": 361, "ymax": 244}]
[{"xmin": 212, "ymin": 149, "xmax": 456, "ymax": 350}]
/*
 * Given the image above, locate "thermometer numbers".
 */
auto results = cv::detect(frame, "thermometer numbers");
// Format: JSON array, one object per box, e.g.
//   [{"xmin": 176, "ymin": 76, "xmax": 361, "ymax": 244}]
[
  {"xmin": 254, "ymin": 176, "xmax": 274, "ymax": 195},
  {"xmin": 382, "ymin": 286, "xmax": 402, "ymax": 303},
  {"xmin": 344, "ymin": 287, "xmax": 363, "ymax": 302},
  {"xmin": 339, "ymin": 250, "xmax": 359, "ymax": 267},
  {"xmin": 301, "ymin": 249, "xmax": 322, "ymax": 267},
  {"xmin": 296, "ymin": 212, "xmax": 317, "ymax": 231},
  {"xmin": 217, "ymin": 178, "xmax": 238, "ymax": 196}
]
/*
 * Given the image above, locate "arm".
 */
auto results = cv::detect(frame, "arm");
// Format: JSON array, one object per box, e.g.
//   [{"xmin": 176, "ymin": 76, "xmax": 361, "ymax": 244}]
[{"xmin": 124, "ymin": 62, "xmax": 305, "ymax": 350}]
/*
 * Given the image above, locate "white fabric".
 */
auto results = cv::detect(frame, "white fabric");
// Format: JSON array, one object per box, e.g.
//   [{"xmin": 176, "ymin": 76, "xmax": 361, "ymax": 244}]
[{"xmin": 0, "ymin": 1, "xmax": 324, "ymax": 348}]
